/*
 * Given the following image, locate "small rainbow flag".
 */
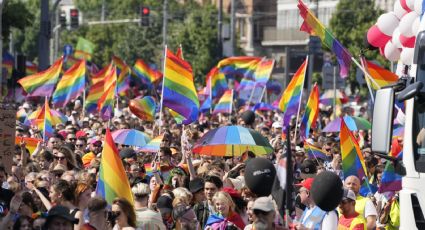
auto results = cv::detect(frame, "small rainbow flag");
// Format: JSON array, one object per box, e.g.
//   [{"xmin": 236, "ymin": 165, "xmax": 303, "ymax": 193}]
[
  {"xmin": 112, "ymin": 56, "xmax": 131, "ymax": 95},
  {"xmin": 205, "ymin": 67, "xmax": 228, "ymax": 98},
  {"xmin": 98, "ymin": 68, "xmax": 117, "ymax": 120},
  {"xmin": 254, "ymin": 59, "xmax": 274, "ymax": 85},
  {"xmin": 298, "ymin": 0, "xmax": 351, "ymax": 78},
  {"xmin": 237, "ymin": 78, "xmax": 256, "ymax": 91},
  {"xmin": 163, "ymin": 48, "xmax": 199, "ymax": 124},
  {"xmin": 213, "ymin": 90, "xmax": 233, "ymax": 115},
  {"xmin": 304, "ymin": 143, "xmax": 329, "ymax": 161},
  {"xmin": 25, "ymin": 61, "xmax": 38, "ymax": 75},
  {"xmin": 131, "ymin": 96, "xmax": 156, "ymax": 122},
  {"xmin": 15, "ymin": 137, "xmax": 42, "ymax": 155},
  {"xmin": 144, "ymin": 163, "xmax": 160, "ymax": 176},
  {"xmin": 28, "ymin": 105, "xmax": 68, "ymax": 126},
  {"xmin": 278, "ymin": 58, "xmax": 307, "ymax": 130},
  {"xmin": 139, "ymin": 135, "xmax": 164, "ymax": 153},
  {"xmin": 361, "ymin": 57, "xmax": 399, "ymax": 90},
  {"xmin": 217, "ymin": 56, "xmax": 262, "ymax": 80},
  {"xmin": 133, "ymin": 59, "xmax": 162, "ymax": 86},
  {"xmin": 300, "ymin": 84, "xmax": 319, "ymax": 140},
  {"xmin": 52, "ymin": 59, "xmax": 86, "ymax": 107},
  {"xmin": 42, "ymin": 99, "xmax": 54, "ymax": 142},
  {"xmin": 91, "ymin": 63, "xmax": 113, "ymax": 85},
  {"xmin": 378, "ymin": 161, "xmax": 402, "ymax": 193},
  {"xmin": 96, "ymin": 129, "xmax": 133, "ymax": 205},
  {"xmin": 18, "ymin": 57, "xmax": 63, "ymax": 97}
]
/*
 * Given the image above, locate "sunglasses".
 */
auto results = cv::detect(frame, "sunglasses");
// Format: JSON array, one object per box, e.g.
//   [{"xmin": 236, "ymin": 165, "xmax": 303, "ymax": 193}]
[
  {"xmin": 55, "ymin": 156, "xmax": 66, "ymax": 160},
  {"xmin": 76, "ymin": 144, "xmax": 84, "ymax": 147},
  {"xmin": 68, "ymin": 138, "xmax": 76, "ymax": 141}
]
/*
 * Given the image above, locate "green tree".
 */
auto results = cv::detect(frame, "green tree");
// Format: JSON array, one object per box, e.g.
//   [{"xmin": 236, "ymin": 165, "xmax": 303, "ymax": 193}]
[{"xmin": 329, "ymin": 0, "xmax": 384, "ymax": 94}]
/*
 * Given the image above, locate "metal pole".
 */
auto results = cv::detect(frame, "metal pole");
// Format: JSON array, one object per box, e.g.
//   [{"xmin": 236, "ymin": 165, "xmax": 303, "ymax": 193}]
[
  {"xmin": 230, "ymin": 0, "xmax": 235, "ymax": 56},
  {"xmin": 0, "ymin": 1, "xmax": 4, "ymax": 98},
  {"xmin": 101, "ymin": 0, "xmax": 105, "ymax": 21},
  {"xmin": 54, "ymin": 7, "xmax": 59, "ymax": 60},
  {"xmin": 161, "ymin": 0, "xmax": 168, "ymax": 67},
  {"xmin": 39, "ymin": 0, "xmax": 50, "ymax": 71},
  {"xmin": 217, "ymin": 0, "xmax": 223, "ymax": 58}
]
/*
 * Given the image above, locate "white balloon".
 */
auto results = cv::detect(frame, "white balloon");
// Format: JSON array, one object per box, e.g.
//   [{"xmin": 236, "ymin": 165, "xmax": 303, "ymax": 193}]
[
  {"xmin": 399, "ymin": 11, "xmax": 419, "ymax": 36},
  {"xmin": 412, "ymin": 16, "xmax": 420, "ymax": 36},
  {"xmin": 414, "ymin": 0, "xmax": 423, "ymax": 15},
  {"xmin": 394, "ymin": 0, "xmax": 408, "ymax": 19},
  {"xmin": 376, "ymin": 12, "xmax": 400, "ymax": 35},
  {"xmin": 384, "ymin": 41, "xmax": 401, "ymax": 61},
  {"xmin": 392, "ymin": 28, "xmax": 403, "ymax": 48},
  {"xmin": 400, "ymin": 48, "xmax": 414, "ymax": 65},
  {"xmin": 407, "ymin": 0, "xmax": 415, "ymax": 11}
]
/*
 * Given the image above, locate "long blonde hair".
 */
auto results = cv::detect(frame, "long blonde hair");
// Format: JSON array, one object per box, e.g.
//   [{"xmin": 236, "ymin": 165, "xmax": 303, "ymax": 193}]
[{"xmin": 212, "ymin": 191, "xmax": 236, "ymax": 214}]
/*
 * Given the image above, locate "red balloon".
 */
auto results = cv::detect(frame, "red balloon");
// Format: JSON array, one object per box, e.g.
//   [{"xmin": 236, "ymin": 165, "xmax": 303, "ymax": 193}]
[
  {"xmin": 367, "ymin": 25, "xmax": 392, "ymax": 48},
  {"xmin": 399, "ymin": 34, "xmax": 416, "ymax": 48},
  {"xmin": 129, "ymin": 99, "xmax": 155, "ymax": 121}
]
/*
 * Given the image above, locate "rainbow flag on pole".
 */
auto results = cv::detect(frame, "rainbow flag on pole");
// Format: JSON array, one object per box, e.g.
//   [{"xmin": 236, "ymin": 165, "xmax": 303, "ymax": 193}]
[
  {"xmin": 298, "ymin": 0, "xmax": 352, "ymax": 78},
  {"xmin": 361, "ymin": 57, "xmax": 399, "ymax": 90},
  {"xmin": 43, "ymin": 99, "xmax": 54, "ymax": 142},
  {"xmin": 304, "ymin": 143, "xmax": 329, "ymax": 161},
  {"xmin": 96, "ymin": 129, "xmax": 133, "ymax": 205},
  {"xmin": 112, "ymin": 56, "xmax": 131, "ymax": 95},
  {"xmin": 133, "ymin": 59, "xmax": 162, "ymax": 86},
  {"xmin": 163, "ymin": 48, "xmax": 199, "ymax": 124},
  {"xmin": 52, "ymin": 59, "xmax": 86, "ymax": 107},
  {"xmin": 378, "ymin": 161, "xmax": 402, "ymax": 193},
  {"xmin": 254, "ymin": 59, "xmax": 274, "ymax": 85},
  {"xmin": 278, "ymin": 58, "xmax": 308, "ymax": 130},
  {"xmin": 25, "ymin": 61, "xmax": 38, "ymax": 75},
  {"xmin": 217, "ymin": 56, "xmax": 262, "ymax": 79},
  {"xmin": 86, "ymin": 65, "xmax": 116, "ymax": 114},
  {"xmin": 205, "ymin": 67, "xmax": 228, "ymax": 98},
  {"xmin": 97, "ymin": 67, "xmax": 117, "ymax": 120},
  {"xmin": 213, "ymin": 90, "xmax": 233, "ymax": 114},
  {"xmin": 91, "ymin": 63, "xmax": 113, "ymax": 85},
  {"xmin": 18, "ymin": 57, "xmax": 63, "ymax": 97},
  {"xmin": 300, "ymin": 83, "xmax": 319, "ymax": 140}
]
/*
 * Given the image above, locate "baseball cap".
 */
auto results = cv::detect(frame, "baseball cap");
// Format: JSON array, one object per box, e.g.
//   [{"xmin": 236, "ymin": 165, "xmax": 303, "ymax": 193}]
[
  {"xmin": 46, "ymin": 205, "xmax": 78, "ymax": 225},
  {"xmin": 156, "ymin": 195, "xmax": 173, "ymax": 214},
  {"xmin": 295, "ymin": 178, "xmax": 314, "ymax": 191},
  {"xmin": 188, "ymin": 178, "xmax": 204, "ymax": 194},
  {"xmin": 252, "ymin": 197, "xmax": 274, "ymax": 212},
  {"xmin": 300, "ymin": 159, "xmax": 317, "ymax": 176},
  {"xmin": 342, "ymin": 188, "xmax": 356, "ymax": 201}
]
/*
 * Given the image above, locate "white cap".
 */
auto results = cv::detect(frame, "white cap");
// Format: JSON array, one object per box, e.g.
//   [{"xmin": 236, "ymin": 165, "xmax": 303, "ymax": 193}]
[{"xmin": 272, "ymin": 121, "xmax": 283, "ymax": 129}]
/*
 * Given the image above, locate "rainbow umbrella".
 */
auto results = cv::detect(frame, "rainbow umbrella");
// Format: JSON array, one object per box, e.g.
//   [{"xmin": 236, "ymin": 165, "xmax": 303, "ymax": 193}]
[
  {"xmin": 322, "ymin": 116, "xmax": 371, "ymax": 132},
  {"xmin": 139, "ymin": 135, "xmax": 164, "ymax": 152},
  {"xmin": 193, "ymin": 125, "xmax": 273, "ymax": 156},
  {"xmin": 111, "ymin": 129, "xmax": 151, "ymax": 147}
]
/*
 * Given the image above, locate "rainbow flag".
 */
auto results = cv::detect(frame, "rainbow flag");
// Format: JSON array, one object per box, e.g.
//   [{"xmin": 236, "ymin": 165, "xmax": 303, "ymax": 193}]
[
  {"xmin": 28, "ymin": 106, "xmax": 68, "ymax": 126},
  {"xmin": 213, "ymin": 90, "xmax": 233, "ymax": 114},
  {"xmin": 132, "ymin": 96, "xmax": 156, "ymax": 121},
  {"xmin": 91, "ymin": 63, "xmax": 113, "ymax": 85},
  {"xmin": 237, "ymin": 78, "xmax": 256, "ymax": 91},
  {"xmin": 169, "ymin": 109, "xmax": 185, "ymax": 124},
  {"xmin": 163, "ymin": 48, "xmax": 199, "ymax": 124},
  {"xmin": 200, "ymin": 96, "xmax": 212, "ymax": 113},
  {"xmin": 3, "ymin": 52, "xmax": 14, "ymax": 78},
  {"xmin": 112, "ymin": 56, "xmax": 131, "ymax": 95},
  {"xmin": 144, "ymin": 163, "xmax": 160, "ymax": 176},
  {"xmin": 361, "ymin": 57, "xmax": 399, "ymax": 90},
  {"xmin": 18, "ymin": 57, "xmax": 63, "ymax": 97},
  {"xmin": 254, "ymin": 59, "xmax": 274, "ymax": 85},
  {"xmin": 133, "ymin": 59, "xmax": 162, "ymax": 86},
  {"xmin": 74, "ymin": 37, "xmax": 95, "ymax": 61},
  {"xmin": 278, "ymin": 58, "xmax": 307, "ymax": 130},
  {"xmin": 52, "ymin": 59, "xmax": 86, "ymax": 107},
  {"xmin": 139, "ymin": 135, "xmax": 163, "ymax": 152},
  {"xmin": 300, "ymin": 84, "xmax": 319, "ymax": 140},
  {"xmin": 298, "ymin": 0, "xmax": 352, "ymax": 78},
  {"xmin": 96, "ymin": 129, "xmax": 133, "ymax": 205},
  {"xmin": 304, "ymin": 143, "xmax": 329, "ymax": 161},
  {"xmin": 205, "ymin": 67, "xmax": 228, "ymax": 98},
  {"xmin": 340, "ymin": 119, "xmax": 371, "ymax": 193},
  {"xmin": 86, "ymin": 66, "xmax": 116, "ymax": 114},
  {"xmin": 379, "ymin": 161, "xmax": 402, "ymax": 193},
  {"xmin": 217, "ymin": 56, "xmax": 262, "ymax": 79},
  {"xmin": 98, "ymin": 69, "xmax": 117, "ymax": 120},
  {"xmin": 252, "ymin": 102, "xmax": 276, "ymax": 111},
  {"xmin": 25, "ymin": 61, "xmax": 38, "ymax": 75},
  {"xmin": 15, "ymin": 137, "xmax": 42, "ymax": 155},
  {"xmin": 42, "ymin": 99, "xmax": 54, "ymax": 142},
  {"xmin": 176, "ymin": 46, "xmax": 183, "ymax": 59}
]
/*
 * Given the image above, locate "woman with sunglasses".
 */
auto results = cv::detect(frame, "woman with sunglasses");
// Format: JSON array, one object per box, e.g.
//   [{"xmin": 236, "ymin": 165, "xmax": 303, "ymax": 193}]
[
  {"xmin": 111, "ymin": 197, "xmax": 137, "ymax": 230},
  {"xmin": 50, "ymin": 146, "xmax": 77, "ymax": 172}
]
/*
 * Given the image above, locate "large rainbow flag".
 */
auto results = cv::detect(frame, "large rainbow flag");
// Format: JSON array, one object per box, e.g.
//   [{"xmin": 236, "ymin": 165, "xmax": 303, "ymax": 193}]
[
  {"xmin": 254, "ymin": 59, "xmax": 274, "ymax": 85},
  {"xmin": 361, "ymin": 57, "xmax": 399, "ymax": 90},
  {"xmin": 133, "ymin": 59, "xmax": 162, "ymax": 86},
  {"xmin": 96, "ymin": 129, "xmax": 133, "ymax": 204},
  {"xmin": 213, "ymin": 90, "xmax": 233, "ymax": 114},
  {"xmin": 163, "ymin": 48, "xmax": 199, "ymax": 124},
  {"xmin": 52, "ymin": 59, "xmax": 86, "ymax": 107},
  {"xmin": 18, "ymin": 57, "xmax": 63, "ymax": 97},
  {"xmin": 91, "ymin": 63, "xmax": 113, "ymax": 85},
  {"xmin": 300, "ymin": 84, "xmax": 319, "ymax": 140},
  {"xmin": 217, "ymin": 56, "xmax": 262, "ymax": 80},
  {"xmin": 298, "ymin": 0, "xmax": 352, "ymax": 78},
  {"xmin": 278, "ymin": 58, "xmax": 307, "ymax": 130}
]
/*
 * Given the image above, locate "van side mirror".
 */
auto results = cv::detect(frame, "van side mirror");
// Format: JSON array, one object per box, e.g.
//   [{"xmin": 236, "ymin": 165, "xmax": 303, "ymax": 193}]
[
  {"xmin": 372, "ymin": 88, "xmax": 395, "ymax": 154},
  {"xmin": 397, "ymin": 81, "xmax": 424, "ymax": 102}
]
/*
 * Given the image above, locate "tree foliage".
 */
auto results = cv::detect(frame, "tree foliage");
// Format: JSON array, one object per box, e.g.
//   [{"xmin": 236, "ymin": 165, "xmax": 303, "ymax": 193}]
[{"xmin": 3, "ymin": 0, "xmax": 35, "ymax": 49}]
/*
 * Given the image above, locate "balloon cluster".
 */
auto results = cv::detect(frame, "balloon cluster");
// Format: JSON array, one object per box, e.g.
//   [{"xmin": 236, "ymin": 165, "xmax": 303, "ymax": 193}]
[{"xmin": 366, "ymin": 0, "xmax": 423, "ymax": 64}]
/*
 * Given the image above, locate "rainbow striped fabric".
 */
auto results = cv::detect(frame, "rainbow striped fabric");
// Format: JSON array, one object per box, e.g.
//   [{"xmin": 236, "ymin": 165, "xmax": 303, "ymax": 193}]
[
  {"xmin": 163, "ymin": 48, "xmax": 199, "ymax": 124},
  {"xmin": 139, "ymin": 135, "xmax": 164, "ymax": 152},
  {"xmin": 86, "ymin": 65, "xmax": 116, "ymax": 114},
  {"xmin": 278, "ymin": 58, "xmax": 307, "ymax": 129},
  {"xmin": 43, "ymin": 99, "xmax": 54, "ymax": 142},
  {"xmin": 25, "ymin": 61, "xmax": 38, "ymax": 75},
  {"xmin": 213, "ymin": 90, "xmax": 233, "ymax": 114},
  {"xmin": 18, "ymin": 57, "xmax": 63, "ymax": 97},
  {"xmin": 52, "ymin": 59, "xmax": 86, "ymax": 107},
  {"xmin": 361, "ymin": 57, "xmax": 399, "ymax": 90},
  {"xmin": 91, "ymin": 63, "xmax": 113, "ymax": 85},
  {"xmin": 378, "ymin": 160, "xmax": 402, "ymax": 193},
  {"xmin": 96, "ymin": 129, "xmax": 133, "ymax": 205},
  {"xmin": 98, "ymin": 68, "xmax": 117, "ymax": 120},
  {"xmin": 15, "ymin": 137, "xmax": 42, "ymax": 155},
  {"xmin": 217, "ymin": 56, "xmax": 262, "ymax": 79},
  {"xmin": 206, "ymin": 67, "xmax": 228, "ymax": 98},
  {"xmin": 144, "ymin": 163, "xmax": 160, "ymax": 176},
  {"xmin": 300, "ymin": 84, "xmax": 320, "ymax": 140},
  {"xmin": 298, "ymin": 0, "xmax": 351, "ymax": 78},
  {"xmin": 304, "ymin": 143, "xmax": 329, "ymax": 161},
  {"xmin": 135, "ymin": 96, "xmax": 156, "ymax": 121},
  {"xmin": 340, "ymin": 119, "xmax": 369, "ymax": 187},
  {"xmin": 133, "ymin": 59, "xmax": 162, "ymax": 86},
  {"xmin": 112, "ymin": 56, "xmax": 131, "ymax": 95},
  {"xmin": 237, "ymin": 78, "xmax": 256, "ymax": 91},
  {"xmin": 254, "ymin": 59, "xmax": 274, "ymax": 85},
  {"xmin": 3, "ymin": 52, "xmax": 14, "ymax": 78}
]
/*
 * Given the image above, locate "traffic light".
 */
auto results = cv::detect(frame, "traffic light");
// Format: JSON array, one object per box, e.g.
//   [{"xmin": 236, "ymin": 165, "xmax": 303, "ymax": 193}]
[
  {"xmin": 140, "ymin": 6, "xmax": 150, "ymax": 27},
  {"xmin": 59, "ymin": 11, "xmax": 66, "ymax": 28},
  {"xmin": 70, "ymin": 9, "xmax": 79, "ymax": 28}
]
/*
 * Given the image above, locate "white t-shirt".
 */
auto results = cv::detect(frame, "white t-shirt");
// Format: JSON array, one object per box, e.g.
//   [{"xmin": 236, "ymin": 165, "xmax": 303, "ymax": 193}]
[
  {"xmin": 364, "ymin": 198, "xmax": 378, "ymax": 218},
  {"xmin": 301, "ymin": 206, "xmax": 338, "ymax": 230}
]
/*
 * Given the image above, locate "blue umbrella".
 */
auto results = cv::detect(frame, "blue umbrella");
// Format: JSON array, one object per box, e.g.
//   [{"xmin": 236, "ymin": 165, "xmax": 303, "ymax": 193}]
[{"xmin": 111, "ymin": 129, "xmax": 151, "ymax": 147}]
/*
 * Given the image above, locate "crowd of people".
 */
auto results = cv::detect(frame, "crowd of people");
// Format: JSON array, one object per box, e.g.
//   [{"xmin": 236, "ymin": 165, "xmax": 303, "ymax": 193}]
[{"xmin": 0, "ymin": 94, "xmax": 401, "ymax": 230}]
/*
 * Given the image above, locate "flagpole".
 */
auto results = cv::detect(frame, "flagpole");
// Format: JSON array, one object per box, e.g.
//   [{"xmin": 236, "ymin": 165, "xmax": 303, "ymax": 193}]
[
  {"xmin": 229, "ymin": 89, "xmax": 234, "ymax": 123},
  {"xmin": 258, "ymin": 85, "xmax": 267, "ymax": 103},
  {"xmin": 209, "ymin": 75, "xmax": 213, "ymax": 114},
  {"xmin": 293, "ymin": 56, "xmax": 308, "ymax": 144},
  {"xmin": 82, "ymin": 88, "xmax": 86, "ymax": 118},
  {"xmin": 159, "ymin": 45, "xmax": 167, "ymax": 132},
  {"xmin": 356, "ymin": 57, "xmax": 375, "ymax": 103},
  {"xmin": 247, "ymin": 83, "xmax": 256, "ymax": 106},
  {"xmin": 179, "ymin": 44, "xmax": 184, "ymax": 59},
  {"xmin": 43, "ymin": 96, "xmax": 47, "ymax": 143},
  {"xmin": 351, "ymin": 57, "xmax": 380, "ymax": 103}
]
